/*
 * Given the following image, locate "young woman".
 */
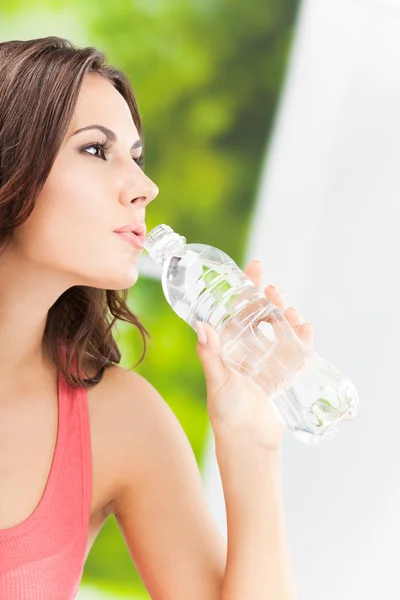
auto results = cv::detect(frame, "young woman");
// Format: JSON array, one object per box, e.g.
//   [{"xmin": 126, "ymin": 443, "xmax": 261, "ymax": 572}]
[{"xmin": 0, "ymin": 36, "xmax": 313, "ymax": 599}]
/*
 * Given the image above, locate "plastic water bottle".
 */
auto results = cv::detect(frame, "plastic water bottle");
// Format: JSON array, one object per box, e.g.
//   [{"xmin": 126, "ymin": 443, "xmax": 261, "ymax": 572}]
[{"xmin": 144, "ymin": 224, "xmax": 359, "ymax": 444}]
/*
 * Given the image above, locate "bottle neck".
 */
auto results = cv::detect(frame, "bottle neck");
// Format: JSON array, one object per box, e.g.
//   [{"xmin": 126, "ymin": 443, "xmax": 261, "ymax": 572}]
[
  {"xmin": 144, "ymin": 224, "xmax": 186, "ymax": 265},
  {"xmin": 157, "ymin": 236, "xmax": 186, "ymax": 265}
]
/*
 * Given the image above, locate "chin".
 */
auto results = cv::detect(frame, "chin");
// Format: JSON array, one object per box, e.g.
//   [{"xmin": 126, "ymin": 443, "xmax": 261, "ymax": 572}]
[
  {"xmin": 81, "ymin": 264, "xmax": 139, "ymax": 291},
  {"xmin": 110, "ymin": 270, "xmax": 139, "ymax": 291}
]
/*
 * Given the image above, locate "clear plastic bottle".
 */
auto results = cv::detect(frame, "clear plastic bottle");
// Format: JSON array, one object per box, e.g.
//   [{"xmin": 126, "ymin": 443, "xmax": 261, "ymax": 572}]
[{"xmin": 144, "ymin": 224, "xmax": 359, "ymax": 444}]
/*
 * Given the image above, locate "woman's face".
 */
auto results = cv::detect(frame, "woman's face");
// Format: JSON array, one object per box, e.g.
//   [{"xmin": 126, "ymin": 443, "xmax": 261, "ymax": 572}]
[{"xmin": 9, "ymin": 73, "xmax": 159, "ymax": 291}]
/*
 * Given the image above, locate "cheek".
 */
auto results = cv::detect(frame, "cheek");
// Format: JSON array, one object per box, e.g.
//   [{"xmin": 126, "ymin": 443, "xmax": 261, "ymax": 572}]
[
  {"xmin": 44, "ymin": 161, "xmax": 105, "ymax": 221},
  {"xmin": 15, "ymin": 158, "xmax": 139, "ymax": 288},
  {"xmin": 17, "ymin": 207, "xmax": 139, "ymax": 290},
  {"xmin": 20, "ymin": 168, "xmax": 109, "ymax": 266}
]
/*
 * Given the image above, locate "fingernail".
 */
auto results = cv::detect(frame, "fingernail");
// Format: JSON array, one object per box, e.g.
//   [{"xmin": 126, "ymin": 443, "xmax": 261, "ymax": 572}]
[
  {"xmin": 269, "ymin": 285, "xmax": 281, "ymax": 295},
  {"xmin": 196, "ymin": 321, "xmax": 208, "ymax": 345}
]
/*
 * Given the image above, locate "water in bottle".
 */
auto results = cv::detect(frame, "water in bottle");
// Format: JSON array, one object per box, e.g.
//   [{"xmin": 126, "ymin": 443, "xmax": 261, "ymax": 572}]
[{"xmin": 144, "ymin": 224, "xmax": 359, "ymax": 444}]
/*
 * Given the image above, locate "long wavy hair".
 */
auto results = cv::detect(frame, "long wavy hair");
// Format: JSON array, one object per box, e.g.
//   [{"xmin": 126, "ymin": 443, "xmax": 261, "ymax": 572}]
[{"xmin": 0, "ymin": 36, "xmax": 150, "ymax": 388}]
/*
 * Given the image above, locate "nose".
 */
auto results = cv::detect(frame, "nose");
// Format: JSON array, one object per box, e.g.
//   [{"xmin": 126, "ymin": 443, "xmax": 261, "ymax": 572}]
[{"xmin": 121, "ymin": 168, "xmax": 159, "ymax": 208}]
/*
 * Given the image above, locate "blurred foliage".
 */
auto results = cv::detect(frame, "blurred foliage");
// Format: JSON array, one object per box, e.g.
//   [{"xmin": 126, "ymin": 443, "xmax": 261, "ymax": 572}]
[{"xmin": 2, "ymin": 0, "xmax": 299, "ymax": 596}]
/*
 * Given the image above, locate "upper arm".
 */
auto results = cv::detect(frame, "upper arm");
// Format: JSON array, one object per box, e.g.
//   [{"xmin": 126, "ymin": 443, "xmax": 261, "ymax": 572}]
[{"xmin": 106, "ymin": 368, "xmax": 226, "ymax": 600}]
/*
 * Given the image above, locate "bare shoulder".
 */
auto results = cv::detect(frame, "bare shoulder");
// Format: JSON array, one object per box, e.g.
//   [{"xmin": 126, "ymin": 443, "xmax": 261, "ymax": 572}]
[
  {"xmin": 98, "ymin": 364, "xmax": 175, "ymax": 436},
  {"xmin": 92, "ymin": 365, "xmax": 226, "ymax": 599},
  {"xmin": 94, "ymin": 364, "xmax": 191, "ymax": 515}
]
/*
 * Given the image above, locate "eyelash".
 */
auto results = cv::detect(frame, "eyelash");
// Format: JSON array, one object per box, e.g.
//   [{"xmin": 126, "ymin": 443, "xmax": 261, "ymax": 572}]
[{"xmin": 82, "ymin": 139, "xmax": 144, "ymax": 168}]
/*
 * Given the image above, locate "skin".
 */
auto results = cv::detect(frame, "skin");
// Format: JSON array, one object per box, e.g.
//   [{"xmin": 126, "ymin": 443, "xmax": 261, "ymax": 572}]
[
  {"xmin": 0, "ymin": 70, "xmax": 313, "ymax": 457},
  {"xmin": 197, "ymin": 261, "xmax": 313, "ymax": 450},
  {"xmin": 0, "ymin": 71, "xmax": 312, "ymax": 598},
  {"xmin": 0, "ymin": 73, "xmax": 158, "ymax": 387},
  {"xmin": 0, "ymin": 71, "xmax": 309, "ymax": 397}
]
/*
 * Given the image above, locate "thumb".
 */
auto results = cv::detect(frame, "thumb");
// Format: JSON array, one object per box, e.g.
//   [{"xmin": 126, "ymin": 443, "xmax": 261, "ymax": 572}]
[{"xmin": 195, "ymin": 321, "xmax": 229, "ymax": 390}]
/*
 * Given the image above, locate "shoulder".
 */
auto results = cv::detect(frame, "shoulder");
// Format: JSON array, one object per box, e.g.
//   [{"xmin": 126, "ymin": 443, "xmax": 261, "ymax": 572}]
[
  {"xmin": 97, "ymin": 364, "xmax": 174, "ymax": 432},
  {"xmin": 97, "ymin": 363, "xmax": 152, "ymax": 399},
  {"xmin": 93, "ymin": 366, "xmax": 226, "ymax": 599},
  {"xmin": 92, "ymin": 364, "xmax": 192, "ymax": 515},
  {"xmin": 91, "ymin": 363, "xmax": 166, "ymax": 457},
  {"xmin": 91, "ymin": 363, "xmax": 158, "ymax": 419}
]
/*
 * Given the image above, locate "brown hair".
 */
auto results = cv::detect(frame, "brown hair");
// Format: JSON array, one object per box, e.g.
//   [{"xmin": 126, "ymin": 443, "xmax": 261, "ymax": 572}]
[{"xmin": 0, "ymin": 36, "xmax": 150, "ymax": 388}]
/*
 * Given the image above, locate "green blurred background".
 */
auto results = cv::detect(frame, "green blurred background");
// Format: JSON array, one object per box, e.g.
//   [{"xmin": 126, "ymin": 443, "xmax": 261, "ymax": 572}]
[{"xmin": 1, "ymin": 0, "xmax": 300, "ymax": 597}]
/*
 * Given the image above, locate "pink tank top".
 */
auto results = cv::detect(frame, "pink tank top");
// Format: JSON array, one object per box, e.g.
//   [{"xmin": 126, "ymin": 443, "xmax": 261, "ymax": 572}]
[{"xmin": 0, "ymin": 366, "xmax": 92, "ymax": 599}]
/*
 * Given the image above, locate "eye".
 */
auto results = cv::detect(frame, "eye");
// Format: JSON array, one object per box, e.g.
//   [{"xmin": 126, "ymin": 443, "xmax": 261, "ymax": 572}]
[
  {"xmin": 81, "ymin": 140, "xmax": 111, "ymax": 161},
  {"xmin": 134, "ymin": 154, "xmax": 145, "ymax": 169},
  {"xmin": 81, "ymin": 140, "xmax": 145, "ymax": 168}
]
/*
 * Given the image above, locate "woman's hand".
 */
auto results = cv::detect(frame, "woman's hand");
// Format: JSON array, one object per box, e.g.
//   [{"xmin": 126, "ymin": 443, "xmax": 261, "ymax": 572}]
[{"xmin": 195, "ymin": 260, "xmax": 314, "ymax": 451}]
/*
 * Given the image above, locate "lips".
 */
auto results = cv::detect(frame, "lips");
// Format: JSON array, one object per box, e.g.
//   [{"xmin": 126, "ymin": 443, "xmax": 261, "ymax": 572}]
[
  {"xmin": 115, "ymin": 230, "xmax": 145, "ymax": 249},
  {"xmin": 113, "ymin": 222, "xmax": 146, "ymax": 250},
  {"xmin": 114, "ymin": 223, "xmax": 146, "ymax": 236}
]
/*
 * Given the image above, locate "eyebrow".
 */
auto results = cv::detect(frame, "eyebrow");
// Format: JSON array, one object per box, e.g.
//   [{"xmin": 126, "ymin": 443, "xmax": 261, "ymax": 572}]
[{"xmin": 71, "ymin": 124, "xmax": 143, "ymax": 151}]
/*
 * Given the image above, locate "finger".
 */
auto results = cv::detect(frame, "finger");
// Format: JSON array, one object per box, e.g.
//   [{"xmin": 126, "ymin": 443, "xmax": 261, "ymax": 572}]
[
  {"xmin": 265, "ymin": 285, "xmax": 286, "ymax": 311},
  {"xmin": 243, "ymin": 260, "xmax": 263, "ymax": 288},
  {"xmin": 298, "ymin": 321, "xmax": 313, "ymax": 351},
  {"xmin": 195, "ymin": 321, "xmax": 230, "ymax": 390},
  {"xmin": 283, "ymin": 306, "xmax": 313, "ymax": 350},
  {"xmin": 284, "ymin": 306, "xmax": 303, "ymax": 328}
]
